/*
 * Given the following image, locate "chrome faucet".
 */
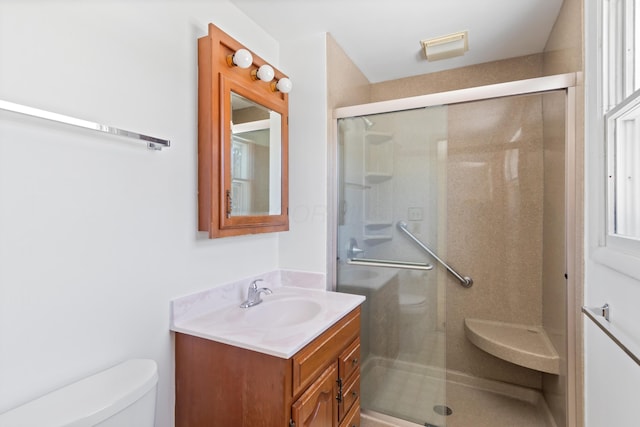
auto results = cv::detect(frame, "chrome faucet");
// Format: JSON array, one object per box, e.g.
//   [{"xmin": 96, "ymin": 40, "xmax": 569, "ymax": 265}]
[{"xmin": 240, "ymin": 279, "xmax": 272, "ymax": 308}]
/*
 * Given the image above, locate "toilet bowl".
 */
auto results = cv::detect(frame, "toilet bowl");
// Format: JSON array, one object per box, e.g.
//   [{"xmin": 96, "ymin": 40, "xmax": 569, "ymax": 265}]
[
  {"xmin": 399, "ymin": 293, "xmax": 428, "ymax": 315},
  {"xmin": 0, "ymin": 359, "xmax": 158, "ymax": 427}
]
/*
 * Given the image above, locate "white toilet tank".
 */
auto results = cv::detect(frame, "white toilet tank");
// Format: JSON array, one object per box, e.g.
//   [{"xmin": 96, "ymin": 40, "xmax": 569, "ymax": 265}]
[{"xmin": 0, "ymin": 359, "xmax": 158, "ymax": 427}]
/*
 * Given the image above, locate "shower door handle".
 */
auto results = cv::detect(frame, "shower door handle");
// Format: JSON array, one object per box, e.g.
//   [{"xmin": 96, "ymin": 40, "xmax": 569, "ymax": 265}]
[{"xmin": 346, "ymin": 257, "xmax": 433, "ymax": 271}]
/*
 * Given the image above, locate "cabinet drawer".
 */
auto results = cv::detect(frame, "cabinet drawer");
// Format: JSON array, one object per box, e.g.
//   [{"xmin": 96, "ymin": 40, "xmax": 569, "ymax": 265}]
[
  {"xmin": 339, "ymin": 339, "xmax": 360, "ymax": 382},
  {"xmin": 340, "ymin": 373, "xmax": 360, "ymax": 421},
  {"xmin": 293, "ymin": 308, "xmax": 360, "ymax": 396},
  {"xmin": 339, "ymin": 401, "xmax": 360, "ymax": 427}
]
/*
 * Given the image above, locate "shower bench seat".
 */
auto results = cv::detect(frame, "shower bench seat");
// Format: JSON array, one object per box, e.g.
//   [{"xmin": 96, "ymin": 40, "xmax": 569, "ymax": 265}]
[{"xmin": 464, "ymin": 318, "xmax": 560, "ymax": 375}]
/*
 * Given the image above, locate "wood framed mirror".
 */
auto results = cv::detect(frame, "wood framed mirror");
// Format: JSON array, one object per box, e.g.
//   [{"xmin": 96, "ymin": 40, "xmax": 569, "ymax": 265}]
[{"xmin": 198, "ymin": 24, "xmax": 289, "ymax": 238}]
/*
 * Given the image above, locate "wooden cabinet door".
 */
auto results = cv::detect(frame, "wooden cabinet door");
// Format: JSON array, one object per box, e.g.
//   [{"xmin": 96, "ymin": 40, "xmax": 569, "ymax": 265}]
[
  {"xmin": 292, "ymin": 362, "xmax": 339, "ymax": 427},
  {"xmin": 339, "ymin": 404, "xmax": 360, "ymax": 427}
]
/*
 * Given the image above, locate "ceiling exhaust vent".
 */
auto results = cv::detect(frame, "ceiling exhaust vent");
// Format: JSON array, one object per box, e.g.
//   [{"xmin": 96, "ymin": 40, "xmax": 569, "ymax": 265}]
[{"xmin": 421, "ymin": 31, "xmax": 469, "ymax": 61}]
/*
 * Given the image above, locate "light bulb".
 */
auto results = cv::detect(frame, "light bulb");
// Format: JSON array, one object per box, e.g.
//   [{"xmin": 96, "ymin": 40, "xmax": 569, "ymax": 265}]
[
  {"xmin": 255, "ymin": 64, "xmax": 275, "ymax": 82},
  {"xmin": 230, "ymin": 48, "xmax": 253, "ymax": 69},
  {"xmin": 274, "ymin": 77, "xmax": 292, "ymax": 93}
]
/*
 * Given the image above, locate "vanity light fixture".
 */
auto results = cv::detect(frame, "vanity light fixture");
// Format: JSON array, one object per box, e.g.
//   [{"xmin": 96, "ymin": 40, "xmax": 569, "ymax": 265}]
[
  {"xmin": 229, "ymin": 51, "xmax": 292, "ymax": 92},
  {"xmin": 226, "ymin": 48, "xmax": 253, "ymax": 69},
  {"xmin": 271, "ymin": 77, "xmax": 292, "ymax": 93},
  {"xmin": 226, "ymin": 45, "xmax": 292, "ymax": 92},
  {"xmin": 421, "ymin": 31, "xmax": 468, "ymax": 61},
  {"xmin": 252, "ymin": 64, "xmax": 275, "ymax": 82}
]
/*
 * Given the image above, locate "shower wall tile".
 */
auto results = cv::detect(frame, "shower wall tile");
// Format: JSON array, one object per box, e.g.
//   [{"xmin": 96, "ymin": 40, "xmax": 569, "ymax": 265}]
[
  {"xmin": 445, "ymin": 94, "xmax": 546, "ymax": 389},
  {"xmin": 370, "ymin": 54, "xmax": 544, "ymax": 102},
  {"xmin": 327, "ymin": 33, "xmax": 371, "ymax": 108},
  {"xmin": 542, "ymin": 0, "xmax": 583, "ymax": 77},
  {"xmin": 328, "ymin": 33, "xmax": 371, "ymax": 272}
]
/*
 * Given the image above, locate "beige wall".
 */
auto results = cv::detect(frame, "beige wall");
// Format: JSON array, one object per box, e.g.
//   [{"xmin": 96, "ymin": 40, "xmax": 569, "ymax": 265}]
[
  {"xmin": 371, "ymin": 54, "xmax": 544, "ymax": 102},
  {"xmin": 326, "ymin": 33, "xmax": 371, "ymax": 284},
  {"xmin": 327, "ymin": 33, "xmax": 371, "ymax": 109},
  {"xmin": 543, "ymin": 0, "xmax": 583, "ymax": 76}
]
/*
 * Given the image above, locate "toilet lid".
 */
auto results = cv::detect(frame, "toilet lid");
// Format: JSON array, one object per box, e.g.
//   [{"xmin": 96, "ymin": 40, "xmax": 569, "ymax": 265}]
[
  {"xmin": 399, "ymin": 293, "xmax": 427, "ymax": 306},
  {"xmin": 0, "ymin": 359, "xmax": 158, "ymax": 426}
]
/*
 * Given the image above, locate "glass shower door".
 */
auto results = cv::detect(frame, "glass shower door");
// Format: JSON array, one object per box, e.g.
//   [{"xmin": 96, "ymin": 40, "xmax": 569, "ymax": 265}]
[{"xmin": 336, "ymin": 107, "xmax": 449, "ymax": 427}]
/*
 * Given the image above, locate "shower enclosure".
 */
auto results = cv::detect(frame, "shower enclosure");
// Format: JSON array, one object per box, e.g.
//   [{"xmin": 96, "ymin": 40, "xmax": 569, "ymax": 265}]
[{"xmin": 332, "ymin": 75, "xmax": 578, "ymax": 427}]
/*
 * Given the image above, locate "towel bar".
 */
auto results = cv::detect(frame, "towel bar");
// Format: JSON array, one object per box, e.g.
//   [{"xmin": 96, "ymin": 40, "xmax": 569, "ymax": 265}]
[
  {"xmin": 0, "ymin": 99, "xmax": 170, "ymax": 151},
  {"xmin": 582, "ymin": 304, "xmax": 640, "ymax": 366}
]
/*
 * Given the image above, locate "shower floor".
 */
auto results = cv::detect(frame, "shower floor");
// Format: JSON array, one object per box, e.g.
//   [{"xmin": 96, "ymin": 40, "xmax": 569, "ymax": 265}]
[{"xmin": 360, "ymin": 357, "xmax": 556, "ymax": 427}]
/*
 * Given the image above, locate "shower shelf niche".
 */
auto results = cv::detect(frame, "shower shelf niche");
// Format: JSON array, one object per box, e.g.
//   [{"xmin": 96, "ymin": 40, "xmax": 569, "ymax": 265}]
[
  {"xmin": 364, "ymin": 131, "xmax": 393, "ymax": 144},
  {"xmin": 363, "ymin": 131, "xmax": 394, "ymax": 244},
  {"xmin": 365, "ymin": 221, "xmax": 393, "ymax": 229},
  {"xmin": 464, "ymin": 318, "xmax": 560, "ymax": 375},
  {"xmin": 364, "ymin": 132, "xmax": 393, "ymax": 177},
  {"xmin": 363, "ymin": 236, "xmax": 392, "ymax": 244},
  {"xmin": 365, "ymin": 173, "xmax": 392, "ymax": 184},
  {"xmin": 363, "ymin": 222, "xmax": 392, "ymax": 244}
]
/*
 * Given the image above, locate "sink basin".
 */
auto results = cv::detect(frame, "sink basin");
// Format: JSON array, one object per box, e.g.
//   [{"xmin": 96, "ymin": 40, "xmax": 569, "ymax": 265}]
[
  {"xmin": 171, "ymin": 285, "xmax": 366, "ymax": 358},
  {"xmin": 241, "ymin": 298, "xmax": 323, "ymax": 327},
  {"xmin": 220, "ymin": 296, "xmax": 323, "ymax": 328}
]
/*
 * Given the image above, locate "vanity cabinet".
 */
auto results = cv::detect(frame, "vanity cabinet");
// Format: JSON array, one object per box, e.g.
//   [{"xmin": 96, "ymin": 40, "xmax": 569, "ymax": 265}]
[{"xmin": 175, "ymin": 307, "xmax": 361, "ymax": 427}]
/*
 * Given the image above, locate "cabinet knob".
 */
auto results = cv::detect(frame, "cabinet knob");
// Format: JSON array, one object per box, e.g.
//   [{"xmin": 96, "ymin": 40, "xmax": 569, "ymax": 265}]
[
  {"xmin": 352, "ymin": 391, "xmax": 358, "ymax": 398},
  {"xmin": 352, "ymin": 357, "xmax": 359, "ymax": 365}
]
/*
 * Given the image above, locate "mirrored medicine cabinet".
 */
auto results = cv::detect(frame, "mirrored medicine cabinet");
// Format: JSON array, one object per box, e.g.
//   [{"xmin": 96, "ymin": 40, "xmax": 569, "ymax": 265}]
[{"xmin": 198, "ymin": 23, "xmax": 289, "ymax": 238}]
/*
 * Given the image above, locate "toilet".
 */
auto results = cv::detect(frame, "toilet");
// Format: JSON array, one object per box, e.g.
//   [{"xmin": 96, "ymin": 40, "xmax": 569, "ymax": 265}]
[
  {"xmin": 0, "ymin": 359, "xmax": 158, "ymax": 427},
  {"xmin": 399, "ymin": 292, "xmax": 428, "ymax": 315}
]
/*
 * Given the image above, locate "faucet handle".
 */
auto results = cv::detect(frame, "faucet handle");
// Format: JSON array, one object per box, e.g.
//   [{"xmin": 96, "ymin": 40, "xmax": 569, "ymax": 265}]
[
  {"xmin": 249, "ymin": 279, "xmax": 264, "ymax": 290},
  {"xmin": 347, "ymin": 238, "xmax": 365, "ymax": 259},
  {"xmin": 240, "ymin": 279, "xmax": 271, "ymax": 308}
]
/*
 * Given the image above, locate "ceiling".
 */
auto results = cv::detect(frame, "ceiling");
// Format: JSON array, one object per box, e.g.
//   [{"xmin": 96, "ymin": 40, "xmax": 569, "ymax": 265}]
[{"xmin": 229, "ymin": 0, "xmax": 565, "ymax": 83}]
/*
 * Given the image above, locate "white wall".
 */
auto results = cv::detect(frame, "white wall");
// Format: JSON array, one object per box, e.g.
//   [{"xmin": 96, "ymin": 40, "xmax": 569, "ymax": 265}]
[
  {"xmin": 0, "ymin": 2, "xmax": 289, "ymax": 426},
  {"xmin": 584, "ymin": 1, "xmax": 640, "ymax": 425},
  {"xmin": 278, "ymin": 33, "xmax": 329, "ymax": 273}
]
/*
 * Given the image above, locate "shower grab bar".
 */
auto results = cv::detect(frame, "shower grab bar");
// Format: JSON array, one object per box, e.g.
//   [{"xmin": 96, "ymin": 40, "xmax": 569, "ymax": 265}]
[
  {"xmin": 397, "ymin": 221, "xmax": 473, "ymax": 288},
  {"xmin": 0, "ymin": 99, "xmax": 170, "ymax": 151},
  {"xmin": 346, "ymin": 257, "xmax": 433, "ymax": 271},
  {"xmin": 582, "ymin": 304, "xmax": 640, "ymax": 366}
]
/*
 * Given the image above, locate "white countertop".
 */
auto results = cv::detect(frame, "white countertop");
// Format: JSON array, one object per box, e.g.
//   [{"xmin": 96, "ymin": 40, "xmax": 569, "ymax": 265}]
[{"xmin": 171, "ymin": 286, "xmax": 365, "ymax": 359}]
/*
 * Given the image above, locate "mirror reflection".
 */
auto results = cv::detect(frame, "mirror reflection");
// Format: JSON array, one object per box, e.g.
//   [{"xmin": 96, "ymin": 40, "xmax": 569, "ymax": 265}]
[{"xmin": 230, "ymin": 92, "xmax": 282, "ymax": 216}]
